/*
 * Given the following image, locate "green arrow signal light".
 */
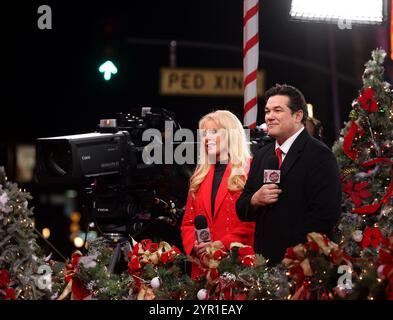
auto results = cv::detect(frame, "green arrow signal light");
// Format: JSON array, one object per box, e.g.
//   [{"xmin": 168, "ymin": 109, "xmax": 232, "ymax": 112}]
[{"xmin": 98, "ymin": 60, "xmax": 118, "ymax": 81}]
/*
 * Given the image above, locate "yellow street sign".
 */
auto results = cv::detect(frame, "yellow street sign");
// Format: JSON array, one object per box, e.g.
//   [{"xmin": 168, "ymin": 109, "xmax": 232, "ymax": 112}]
[{"xmin": 160, "ymin": 68, "xmax": 265, "ymax": 97}]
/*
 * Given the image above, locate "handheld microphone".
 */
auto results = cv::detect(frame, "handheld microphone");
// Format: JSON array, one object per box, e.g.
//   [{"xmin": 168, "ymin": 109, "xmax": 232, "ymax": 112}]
[
  {"xmin": 263, "ymin": 156, "xmax": 281, "ymax": 184},
  {"xmin": 194, "ymin": 215, "xmax": 211, "ymax": 243}
]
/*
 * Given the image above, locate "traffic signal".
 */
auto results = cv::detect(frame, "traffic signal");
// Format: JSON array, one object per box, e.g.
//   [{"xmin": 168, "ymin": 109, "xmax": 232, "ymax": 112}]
[{"xmin": 98, "ymin": 60, "xmax": 118, "ymax": 81}]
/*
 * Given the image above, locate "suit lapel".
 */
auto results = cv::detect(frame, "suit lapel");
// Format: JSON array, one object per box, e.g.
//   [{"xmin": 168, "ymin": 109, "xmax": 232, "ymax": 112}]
[
  {"xmin": 280, "ymin": 129, "xmax": 309, "ymax": 179},
  {"xmin": 200, "ymin": 165, "xmax": 214, "ymax": 225},
  {"xmin": 213, "ymin": 163, "xmax": 231, "ymax": 220}
]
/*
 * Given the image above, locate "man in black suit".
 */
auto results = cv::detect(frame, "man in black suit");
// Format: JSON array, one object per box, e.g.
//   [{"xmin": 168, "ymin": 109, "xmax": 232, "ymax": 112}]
[{"xmin": 236, "ymin": 84, "xmax": 341, "ymax": 265}]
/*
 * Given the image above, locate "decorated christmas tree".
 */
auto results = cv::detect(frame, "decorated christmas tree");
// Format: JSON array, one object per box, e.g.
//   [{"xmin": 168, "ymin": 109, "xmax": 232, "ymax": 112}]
[
  {"xmin": 0, "ymin": 167, "xmax": 49, "ymax": 300},
  {"xmin": 332, "ymin": 49, "xmax": 393, "ymax": 299},
  {"xmin": 274, "ymin": 49, "xmax": 393, "ymax": 301}
]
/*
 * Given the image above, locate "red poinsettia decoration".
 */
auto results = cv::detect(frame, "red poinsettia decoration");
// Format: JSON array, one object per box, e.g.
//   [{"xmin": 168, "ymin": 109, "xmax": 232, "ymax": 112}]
[
  {"xmin": 128, "ymin": 255, "xmax": 142, "ymax": 272},
  {"xmin": 65, "ymin": 251, "xmax": 82, "ymax": 283},
  {"xmin": 0, "ymin": 269, "xmax": 16, "ymax": 300},
  {"xmin": 0, "ymin": 268, "xmax": 10, "ymax": 287},
  {"xmin": 378, "ymin": 249, "xmax": 393, "ymax": 275},
  {"xmin": 377, "ymin": 232, "xmax": 393, "ymax": 299},
  {"xmin": 361, "ymin": 227, "xmax": 385, "ymax": 249},
  {"xmin": 3, "ymin": 287, "xmax": 16, "ymax": 300},
  {"xmin": 132, "ymin": 239, "xmax": 158, "ymax": 255},
  {"xmin": 237, "ymin": 246, "xmax": 256, "ymax": 266},
  {"xmin": 209, "ymin": 268, "xmax": 219, "ymax": 281},
  {"xmin": 304, "ymin": 240, "xmax": 320, "ymax": 252},
  {"xmin": 237, "ymin": 246, "xmax": 255, "ymax": 256},
  {"xmin": 232, "ymin": 293, "xmax": 247, "ymax": 300},
  {"xmin": 160, "ymin": 246, "xmax": 180, "ymax": 263},
  {"xmin": 61, "ymin": 251, "xmax": 91, "ymax": 300},
  {"xmin": 342, "ymin": 180, "xmax": 372, "ymax": 207},
  {"xmin": 357, "ymin": 87, "xmax": 378, "ymax": 113},
  {"xmin": 213, "ymin": 249, "xmax": 226, "ymax": 261}
]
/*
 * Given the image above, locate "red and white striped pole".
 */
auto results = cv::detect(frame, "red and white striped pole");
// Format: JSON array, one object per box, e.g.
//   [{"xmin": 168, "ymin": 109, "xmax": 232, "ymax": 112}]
[
  {"xmin": 391, "ymin": 0, "xmax": 393, "ymax": 60},
  {"xmin": 243, "ymin": 0, "xmax": 259, "ymax": 129}
]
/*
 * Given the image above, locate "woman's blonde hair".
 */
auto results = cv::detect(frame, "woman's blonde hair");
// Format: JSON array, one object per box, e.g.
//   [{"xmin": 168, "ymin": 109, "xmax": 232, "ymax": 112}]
[{"xmin": 189, "ymin": 110, "xmax": 251, "ymax": 196}]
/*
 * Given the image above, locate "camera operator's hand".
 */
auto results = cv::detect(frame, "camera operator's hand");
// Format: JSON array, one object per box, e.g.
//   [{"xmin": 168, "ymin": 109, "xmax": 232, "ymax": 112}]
[
  {"xmin": 193, "ymin": 240, "xmax": 224, "ymax": 257},
  {"xmin": 250, "ymin": 184, "xmax": 281, "ymax": 208}
]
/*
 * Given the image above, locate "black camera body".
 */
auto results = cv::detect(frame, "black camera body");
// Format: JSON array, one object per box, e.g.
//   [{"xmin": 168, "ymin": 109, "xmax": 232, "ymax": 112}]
[
  {"xmin": 35, "ymin": 108, "xmax": 186, "ymax": 239},
  {"xmin": 249, "ymin": 127, "xmax": 275, "ymax": 155},
  {"xmin": 36, "ymin": 130, "xmax": 136, "ymax": 184}
]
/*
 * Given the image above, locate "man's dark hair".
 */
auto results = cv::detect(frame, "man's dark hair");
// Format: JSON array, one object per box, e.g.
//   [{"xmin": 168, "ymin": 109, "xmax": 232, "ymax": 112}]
[{"xmin": 265, "ymin": 84, "xmax": 308, "ymax": 124}]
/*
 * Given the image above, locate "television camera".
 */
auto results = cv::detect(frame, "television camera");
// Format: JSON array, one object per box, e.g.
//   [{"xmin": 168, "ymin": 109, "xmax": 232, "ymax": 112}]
[{"xmin": 35, "ymin": 108, "xmax": 189, "ymax": 245}]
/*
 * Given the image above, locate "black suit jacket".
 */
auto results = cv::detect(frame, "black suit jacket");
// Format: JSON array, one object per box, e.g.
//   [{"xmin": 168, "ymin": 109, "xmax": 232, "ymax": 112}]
[{"xmin": 236, "ymin": 129, "xmax": 341, "ymax": 265}]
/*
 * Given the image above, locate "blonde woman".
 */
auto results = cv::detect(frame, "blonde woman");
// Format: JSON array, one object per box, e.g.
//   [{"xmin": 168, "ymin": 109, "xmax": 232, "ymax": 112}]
[{"xmin": 181, "ymin": 110, "xmax": 255, "ymax": 277}]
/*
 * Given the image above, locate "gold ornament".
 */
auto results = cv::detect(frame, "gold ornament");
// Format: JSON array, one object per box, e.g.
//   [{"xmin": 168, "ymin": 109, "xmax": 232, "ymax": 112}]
[
  {"xmin": 349, "ymin": 110, "xmax": 358, "ymax": 121},
  {"xmin": 342, "ymin": 167, "xmax": 357, "ymax": 177}
]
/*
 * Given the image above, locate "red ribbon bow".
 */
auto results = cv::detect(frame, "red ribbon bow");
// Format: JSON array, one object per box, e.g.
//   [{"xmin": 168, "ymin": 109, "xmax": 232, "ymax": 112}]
[
  {"xmin": 343, "ymin": 121, "xmax": 364, "ymax": 161},
  {"xmin": 237, "ymin": 246, "xmax": 256, "ymax": 266},
  {"xmin": 62, "ymin": 251, "xmax": 91, "ymax": 300},
  {"xmin": 358, "ymin": 87, "xmax": 378, "ymax": 113}
]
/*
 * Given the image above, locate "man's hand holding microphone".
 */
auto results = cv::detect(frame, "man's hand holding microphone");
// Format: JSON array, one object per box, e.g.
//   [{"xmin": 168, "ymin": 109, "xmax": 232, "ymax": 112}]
[
  {"xmin": 251, "ymin": 155, "xmax": 282, "ymax": 208},
  {"xmin": 251, "ymin": 184, "xmax": 281, "ymax": 207}
]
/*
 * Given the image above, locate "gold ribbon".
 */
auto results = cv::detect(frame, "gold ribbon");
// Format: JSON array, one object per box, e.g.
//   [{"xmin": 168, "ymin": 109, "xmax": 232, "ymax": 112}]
[
  {"xmin": 137, "ymin": 284, "xmax": 156, "ymax": 300},
  {"xmin": 131, "ymin": 240, "xmax": 179, "ymax": 268},
  {"xmin": 282, "ymin": 232, "xmax": 351, "ymax": 300}
]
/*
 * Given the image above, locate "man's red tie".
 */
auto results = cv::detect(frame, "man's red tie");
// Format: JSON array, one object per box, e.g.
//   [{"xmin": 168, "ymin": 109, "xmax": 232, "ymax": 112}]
[{"xmin": 276, "ymin": 148, "xmax": 283, "ymax": 168}]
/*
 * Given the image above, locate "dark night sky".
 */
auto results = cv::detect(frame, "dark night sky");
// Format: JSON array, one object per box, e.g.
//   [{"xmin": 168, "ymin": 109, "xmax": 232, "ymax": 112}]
[{"xmin": 2, "ymin": 0, "xmax": 389, "ymax": 153}]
